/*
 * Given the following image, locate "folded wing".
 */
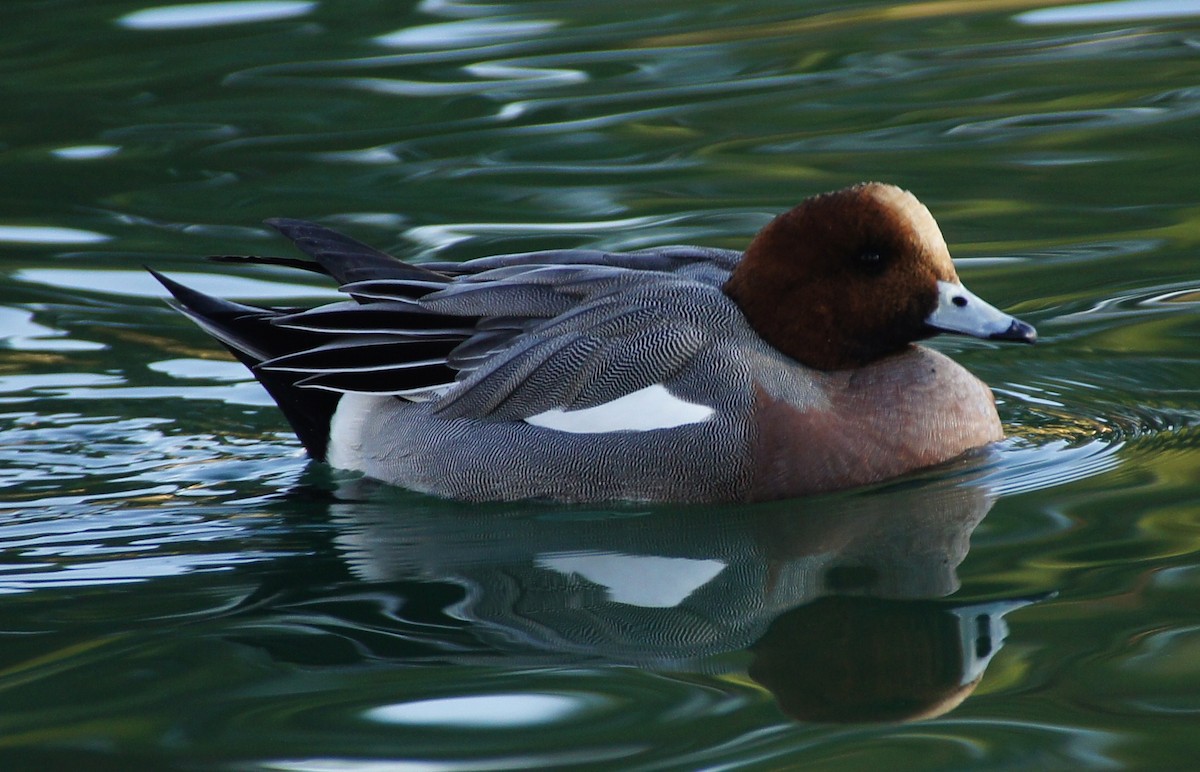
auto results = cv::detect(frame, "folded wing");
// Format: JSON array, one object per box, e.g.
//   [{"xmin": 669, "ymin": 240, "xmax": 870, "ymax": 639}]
[{"xmin": 153, "ymin": 219, "xmax": 741, "ymax": 454}]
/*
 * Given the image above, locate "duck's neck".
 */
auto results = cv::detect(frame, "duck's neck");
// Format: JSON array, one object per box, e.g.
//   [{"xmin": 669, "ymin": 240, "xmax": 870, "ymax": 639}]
[{"xmin": 723, "ymin": 266, "xmax": 904, "ymax": 371}]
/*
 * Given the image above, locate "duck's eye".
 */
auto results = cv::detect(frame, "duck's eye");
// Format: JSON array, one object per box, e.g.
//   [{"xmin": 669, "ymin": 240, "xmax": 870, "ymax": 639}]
[{"xmin": 856, "ymin": 250, "xmax": 887, "ymax": 274}]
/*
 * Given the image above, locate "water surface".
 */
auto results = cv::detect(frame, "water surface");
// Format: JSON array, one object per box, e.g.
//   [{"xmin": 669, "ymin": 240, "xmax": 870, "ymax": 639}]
[{"xmin": 2, "ymin": 0, "xmax": 1200, "ymax": 768}]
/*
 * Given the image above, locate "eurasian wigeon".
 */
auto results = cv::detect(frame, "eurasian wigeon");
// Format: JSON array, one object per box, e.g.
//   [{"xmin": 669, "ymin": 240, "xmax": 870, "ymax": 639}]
[{"xmin": 152, "ymin": 182, "xmax": 1035, "ymax": 502}]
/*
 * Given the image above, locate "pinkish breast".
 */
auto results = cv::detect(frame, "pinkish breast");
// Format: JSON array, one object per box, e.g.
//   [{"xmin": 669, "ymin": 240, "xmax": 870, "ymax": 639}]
[{"xmin": 748, "ymin": 346, "xmax": 1002, "ymax": 500}]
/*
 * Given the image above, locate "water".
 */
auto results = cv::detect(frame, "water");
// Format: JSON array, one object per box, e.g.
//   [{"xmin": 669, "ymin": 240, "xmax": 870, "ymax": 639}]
[{"xmin": 2, "ymin": 0, "xmax": 1200, "ymax": 768}]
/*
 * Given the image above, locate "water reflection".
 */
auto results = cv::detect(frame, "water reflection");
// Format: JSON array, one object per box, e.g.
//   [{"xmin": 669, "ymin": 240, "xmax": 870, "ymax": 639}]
[
  {"xmin": 1016, "ymin": 0, "xmax": 1200, "ymax": 26},
  {"xmin": 115, "ymin": 1, "xmax": 317, "ymax": 31},
  {"xmin": 751, "ymin": 595, "xmax": 1037, "ymax": 723},
  {"xmin": 49, "ymin": 144, "xmax": 121, "ymax": 160},
  {"xmin": 0, "ymin": 225, "xmax": 110, "ymax": 245},
  {"xmin": 324, "ymin": 477, "xmax": 1041, "ymax": 723},
  {"xmin": 375, "ymin": 19, "xmax": 562, "ymax": 49}
]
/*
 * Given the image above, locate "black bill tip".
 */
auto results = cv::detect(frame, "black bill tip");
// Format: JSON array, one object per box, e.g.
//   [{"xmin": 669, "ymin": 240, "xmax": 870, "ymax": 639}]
[{"xmin": 988, "ymin": 318, "xmax": 1037, "ymax": 344}]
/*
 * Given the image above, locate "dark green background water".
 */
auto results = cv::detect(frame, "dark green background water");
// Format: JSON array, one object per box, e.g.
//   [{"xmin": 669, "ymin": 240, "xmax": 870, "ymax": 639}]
[{"xmin": 2, "ymin": 0, "xmax": 1199, "ymax": 769}]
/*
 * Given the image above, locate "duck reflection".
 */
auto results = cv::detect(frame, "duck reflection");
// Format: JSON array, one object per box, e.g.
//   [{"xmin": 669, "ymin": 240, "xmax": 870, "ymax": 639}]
[
  {"xmin": 324, "ymin": 475, "xmax": 1039, "ymax": 723},
  {"xmin": 750, "ymin": 594, "xmax": 1034, "ymax": 723}
]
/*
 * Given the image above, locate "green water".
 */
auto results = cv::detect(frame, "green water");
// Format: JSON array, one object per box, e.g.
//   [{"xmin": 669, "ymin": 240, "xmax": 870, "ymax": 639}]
[{"xmin": 2, "ymin": 0, "xmax": 1200, "ymax": 768}]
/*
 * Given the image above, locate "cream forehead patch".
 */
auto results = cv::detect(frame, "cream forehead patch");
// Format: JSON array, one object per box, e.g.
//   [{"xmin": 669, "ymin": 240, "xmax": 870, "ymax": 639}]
[{"xmin": 865, "ymin": 183, "xmax": 949, "ymax": 256}]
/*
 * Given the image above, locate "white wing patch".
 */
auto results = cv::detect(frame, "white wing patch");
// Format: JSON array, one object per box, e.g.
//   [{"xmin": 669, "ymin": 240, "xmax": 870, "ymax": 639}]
[
  {"xmin": 327, "ymin": 393, "xmax": 391, "ymax": 472},
  {"xmin": 524, "ymin": 383, "xmax": 714, "ymax": 434}
]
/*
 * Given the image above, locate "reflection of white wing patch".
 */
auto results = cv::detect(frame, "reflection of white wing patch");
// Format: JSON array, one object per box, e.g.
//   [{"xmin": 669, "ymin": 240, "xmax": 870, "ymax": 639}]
[
  {"xmin": 524, "ymin": 383, "xmax": 714, "ymax": 434},
  {"xmin": 536, "ymin": 552, "xmax": 727, "ymax": 608}
]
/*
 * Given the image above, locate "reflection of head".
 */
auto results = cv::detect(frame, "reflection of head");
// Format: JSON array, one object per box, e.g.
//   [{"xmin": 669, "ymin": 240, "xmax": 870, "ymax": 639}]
[{"xmin": 749, "ymin": 596, "xmax": 980, "ymax": 723}]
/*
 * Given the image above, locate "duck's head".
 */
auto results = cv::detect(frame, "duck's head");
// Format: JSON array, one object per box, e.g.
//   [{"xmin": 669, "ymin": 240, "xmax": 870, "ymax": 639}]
[{"xmin": 723, "ymin": 182, "xmax": 1036, "ymax": 371}]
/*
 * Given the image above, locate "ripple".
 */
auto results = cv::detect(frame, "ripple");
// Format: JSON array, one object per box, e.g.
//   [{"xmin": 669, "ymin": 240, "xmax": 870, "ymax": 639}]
[
  {"xmin": 50, "ymin": 144, "xmax": 122, "ymax": 160},
  {"xmin": 13, "ymin": 269, "xmax": 340, "ymax": 300},
  {"xmin": 1017, "ymin": 0, "xmax": 1200, "ymax": 26},
  {"xmin": 0, "ymin": 402, "xmax": 301, "ymax": 590},
  {"xmin": 0, "ymin": 504, "xmax": 288, "ymax": 593},
  {"xmin": 13, "ymin": 383, "xmax": 275, "ymax": 407},
  {"xmin": 187, "ymin": 661, "xmax": 738, "ymax": 768},
  {"xmin": 101, "ymin": 122, "xmax": 241, "ymax": 142},
  {"xmin": 365, "ymin": 693, "xmax": 592, "ymax": 728},
  {"xmin": 299, "ymin": 65, "xmax": 587, "ymax": 98},
  {"xmin": 1057, "ymin": 280, "xmax": 1200, "ymax": 320},
  {"xmin": 1017, "ymin": 239, "xmax": 1161, "ymax": 267},
  {"xmin": 0, "ymin": 307, "xmax": 106, "ymax": 352},
  {"xmin": 0, "ymin": 225, "xmax": 111, "ymax": 245},
  {"xmin": 404, "ymin": 213, "xmax": 685, "ymax": 250},
  {"xmin": 985, "ymin": 437, "xmax": 1122, "ymax": 498},
  {"xmin": 987, "ymin": 362, "xmax": 1200, "ymax": 497},
  {"xmin": 947, "ymin": 108, "xmax": 1168, "ymax": 139},
  {"xmin": 148, "ymin": 358, "xmax": 252, "ymax": 382},
  {"xmin": 0, "ymin": 410, "xmax": 303, "ymax": 504},
  {"xmin": 262, "ymin": 748, "xmax": 643, "ymax": 772},
  {"xmin": 116, "ymin": 1, "xmax": 317, "ymax": 31},
  {"xmin": 375, "ymin": 19, "xmax": 562, "ymax": 49},
  {"xmin": 0, "ymin": 373, "xmax": 123, "ymax": 396}
]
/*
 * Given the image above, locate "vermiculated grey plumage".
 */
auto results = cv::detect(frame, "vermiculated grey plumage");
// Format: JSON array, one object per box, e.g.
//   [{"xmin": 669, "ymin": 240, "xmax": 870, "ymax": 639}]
[{"xmin": 153, "ymin": 220, "xmax": 813, "ymax": 501}]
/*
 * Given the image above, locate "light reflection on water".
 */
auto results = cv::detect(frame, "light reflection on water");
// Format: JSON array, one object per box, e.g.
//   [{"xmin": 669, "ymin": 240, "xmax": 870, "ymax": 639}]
[
  {"xmin": 115, "ymin": 1, "xmax": 318, "ymax": 31},
  {"xmin": 1017, "ymin": 0, "xmax": 1200, "ymax": 25},
  {"xmin": 1, "ymin": 0, "xmax": 1199, "ymax": 767},
  {"xmin": 12, "ymin": 269, "xmax": 340, "ymax": 300},
  {"xmin": 365, "ymin": 693, "xmax": 592, "ymax": 727},
  {"xmin": 0, "ymin": 225, "xmax": 111, "ymax": 245}
]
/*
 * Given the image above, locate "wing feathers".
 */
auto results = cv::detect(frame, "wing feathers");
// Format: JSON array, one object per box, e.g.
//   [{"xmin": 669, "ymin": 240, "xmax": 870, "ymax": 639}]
[
  {"xmin": 432, "ymin": 300, "xmax": 712, "ymax": 421},
  {"xmin": 265, "ymin": 218, "xmax": 450, "ymax": 286},
  {"xmin": 155, "ymin": 224, "xmax": 739, "ymax": 421}
]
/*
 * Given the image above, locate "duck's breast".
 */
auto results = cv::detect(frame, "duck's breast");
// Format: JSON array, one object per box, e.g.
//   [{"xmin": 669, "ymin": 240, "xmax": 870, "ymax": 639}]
[{"xmin": 748, "ymin": 346, "xmax": 1002, "ymax": 500}]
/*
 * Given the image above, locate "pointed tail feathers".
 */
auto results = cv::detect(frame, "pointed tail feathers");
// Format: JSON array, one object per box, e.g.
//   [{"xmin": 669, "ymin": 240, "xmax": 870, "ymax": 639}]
[{"xmin": 149, "ymin": 268, "xmax": 341, "ymax": 461}]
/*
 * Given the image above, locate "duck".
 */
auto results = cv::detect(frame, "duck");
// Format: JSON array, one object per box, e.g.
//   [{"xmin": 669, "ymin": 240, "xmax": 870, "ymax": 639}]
[{"xmin": 151, "ymin": 182, "xmax": 1035, "ymax": 503}]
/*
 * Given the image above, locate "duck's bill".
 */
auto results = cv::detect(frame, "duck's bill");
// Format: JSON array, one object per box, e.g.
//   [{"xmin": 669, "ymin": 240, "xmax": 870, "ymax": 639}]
[{"xmin": 926, "ymin": 280, "xmax": 1037, "ymax": 343}]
